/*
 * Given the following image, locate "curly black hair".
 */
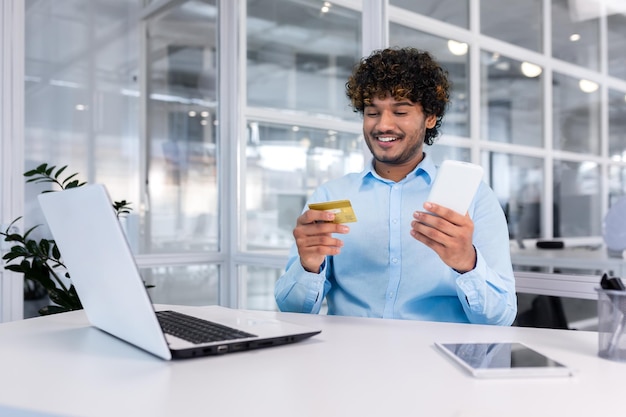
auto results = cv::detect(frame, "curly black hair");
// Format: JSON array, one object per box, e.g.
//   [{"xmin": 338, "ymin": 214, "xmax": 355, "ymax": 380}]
[{"xmin": 346, "ymin": 47, "xmax": 450, "ymax": 145}]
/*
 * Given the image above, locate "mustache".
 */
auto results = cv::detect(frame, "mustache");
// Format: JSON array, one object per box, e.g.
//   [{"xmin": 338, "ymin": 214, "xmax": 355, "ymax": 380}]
[{"xmin": 371, "ymin": 130, "xmax": 404, "ymax": 138}]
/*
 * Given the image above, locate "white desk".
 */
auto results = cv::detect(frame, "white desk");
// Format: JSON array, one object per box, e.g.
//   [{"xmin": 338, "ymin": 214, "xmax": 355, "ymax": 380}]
[{"xmin": 1, "ymin": 306, "xmax": 625, "ymax": 417}]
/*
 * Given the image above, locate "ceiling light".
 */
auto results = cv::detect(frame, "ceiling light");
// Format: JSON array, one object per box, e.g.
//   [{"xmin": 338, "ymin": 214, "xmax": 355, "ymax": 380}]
[
  {"xmin": 188, "ymin": 111, "xmax": 197, "ymax": 117},
  {"xmin": 447, "ymin": 40, "xmax": 468, "ymax": 56},
  {"xmin": 570, "ymin": 33, "xmax": 581, "ymax": 42},
  {"xmin": 520, "ymin": 62, "xmax": 542, "ymax": 78},
  {"xmin": 579, "ymin": 79, "xmax": 599, "ymax": 93}
]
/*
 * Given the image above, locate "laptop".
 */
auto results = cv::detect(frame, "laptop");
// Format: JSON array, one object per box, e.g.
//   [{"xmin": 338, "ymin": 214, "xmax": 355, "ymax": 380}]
[{"xmin": 38, "ymin": 184, "xmax": 321, "ymax": 360}]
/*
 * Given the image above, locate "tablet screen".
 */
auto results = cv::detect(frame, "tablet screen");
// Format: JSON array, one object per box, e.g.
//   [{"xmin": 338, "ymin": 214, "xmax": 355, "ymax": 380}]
[{"xmin": 435, "ymin": 342, "xmax": 574, "ymax": 378}]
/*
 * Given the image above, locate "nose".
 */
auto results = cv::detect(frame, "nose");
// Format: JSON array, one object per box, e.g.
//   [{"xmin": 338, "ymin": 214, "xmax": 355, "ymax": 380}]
[{"xmin": 376, "ymin": 109, "xmax": 395, "ymax": 132}]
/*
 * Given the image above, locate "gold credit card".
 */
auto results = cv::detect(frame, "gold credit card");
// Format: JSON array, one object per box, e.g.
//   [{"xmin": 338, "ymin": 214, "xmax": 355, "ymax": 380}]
[{"xmin": 308, "ymin": 199, "xmax": 357, "ymax": 224}]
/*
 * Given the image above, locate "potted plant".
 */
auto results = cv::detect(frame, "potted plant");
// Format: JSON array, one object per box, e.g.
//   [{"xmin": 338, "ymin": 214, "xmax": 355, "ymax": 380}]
[{"xmin": 1, "ymin": 164, "xmax": 132, "ymax": 315}]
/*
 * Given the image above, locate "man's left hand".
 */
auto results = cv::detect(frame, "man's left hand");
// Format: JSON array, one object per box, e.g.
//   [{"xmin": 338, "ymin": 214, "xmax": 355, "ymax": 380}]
[{"xmin": 410, "ymin": 202, "xmax": 476, "ymax": 273}]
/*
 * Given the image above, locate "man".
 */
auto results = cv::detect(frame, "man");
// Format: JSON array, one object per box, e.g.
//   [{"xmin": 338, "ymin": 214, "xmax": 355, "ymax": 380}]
[{"xmin": 274, "ymin": 47, "xmax": 516, "ymax": 325}]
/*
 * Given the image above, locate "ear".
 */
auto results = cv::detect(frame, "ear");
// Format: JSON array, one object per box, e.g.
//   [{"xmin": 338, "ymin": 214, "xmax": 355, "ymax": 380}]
[{"xmin": 425, "ymin": 114, "xmax": 437, "ymax": 129}]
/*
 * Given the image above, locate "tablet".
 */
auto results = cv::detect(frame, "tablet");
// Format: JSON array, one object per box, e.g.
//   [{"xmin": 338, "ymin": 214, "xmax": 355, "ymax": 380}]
[{"xmin": 435, "ymin": 342, "xmax": 574, "ymax": 378}]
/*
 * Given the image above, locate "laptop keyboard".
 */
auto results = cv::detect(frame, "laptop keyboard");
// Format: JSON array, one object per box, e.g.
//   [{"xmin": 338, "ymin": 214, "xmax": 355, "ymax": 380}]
[{"xmin": 156, "ymin": 310, "xmax": 257, "ymax": 344}]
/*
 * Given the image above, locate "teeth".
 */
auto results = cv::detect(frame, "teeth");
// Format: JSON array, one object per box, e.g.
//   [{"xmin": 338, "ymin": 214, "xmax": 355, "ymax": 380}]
[{"xmin": 378, "ymin": 136, "xmax": 397, "ymax": 142}]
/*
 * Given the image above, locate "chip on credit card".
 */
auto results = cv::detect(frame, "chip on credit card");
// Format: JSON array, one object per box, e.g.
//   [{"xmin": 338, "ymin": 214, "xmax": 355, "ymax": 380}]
[{"xmin": 308, "ymin": 199, "xmax": 357, "ymax": 224}]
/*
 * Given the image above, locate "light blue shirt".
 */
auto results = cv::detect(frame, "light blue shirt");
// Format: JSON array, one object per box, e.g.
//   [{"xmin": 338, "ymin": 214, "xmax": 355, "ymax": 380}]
[{"xmin": 275, "ymin": 154, "xmax": 517, "ymax": 325}]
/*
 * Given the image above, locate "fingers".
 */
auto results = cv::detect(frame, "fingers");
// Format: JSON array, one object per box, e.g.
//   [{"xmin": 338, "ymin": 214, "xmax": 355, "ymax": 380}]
[
  {"xmin": 422, "ymin": 202, "xmax": 467, "ymax": 224},
  {"xmin": 294, "ymin": 209, "xmax": 350, "ymax": 272},
  {"xmin": 411, "ymin": 205, "xmax": 475, "ymax": 271},
  {"xmin": 411, "ymin": 208, "xmax": 472, "ymax": 243},
  {"xmin": 297, "ymin": 208, "xmax": 336, "ymax": 225}
]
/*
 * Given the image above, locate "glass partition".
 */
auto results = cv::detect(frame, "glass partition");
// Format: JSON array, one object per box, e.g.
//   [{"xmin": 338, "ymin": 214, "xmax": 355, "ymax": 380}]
[
  {"xmin": 553, "ymin": 159, "xmax": 601, "ymax": 237},
  {"xmin": 609, "ymin": 89, "xmax": 626, "ymax": 159},
  {"xmin": 480, "ymin": 51, "xmax": 543, "ymax": 147},
  {"xmin": 608, "ymin": 165, "xmax": 626, "ymax": 206},
  {"xmin": 238, "ymin": 265, "xmax": 283, "ymax": 311},
  {"xmin": 608, "ymin": 89, "xmax": 626, "ymax": 205},
  {"xmin": 143, "ymin": 264, "xmax": 219, "ymax": 306},
  {"xmin": 607, "ymin": 13, "xmax": 626, "ymax": 80},
  {"xmin": 427, "ymin": 146, "xmax": 470, "ymax": 166},
  {"xmin": 552, "ymin": 72, "xmax": 601, "ymax": 155},
  {"xmin": 246, "ymin": 0, "xmax": 361, "ymax": 122},
  {"xmin": 481, "ymin": 0, "xmax": 542, "ymax": 52},
  {"xmin": 551, "ymin": 0, "xmax": 600, "ymax": 70},
  {"xmin": 483, "ymin": 152, "xmax": 545, "ymax": 240},
  {"xmin": 389, "ymin": 0, "xmax": 468, "ymax": 28},
  {"xmin": 145, "ymin": 0, "xmax": 219, "ymax": 254},
  {"xmin": 24, "ymin": 0, "xmax": 141, "ymax": 200}
]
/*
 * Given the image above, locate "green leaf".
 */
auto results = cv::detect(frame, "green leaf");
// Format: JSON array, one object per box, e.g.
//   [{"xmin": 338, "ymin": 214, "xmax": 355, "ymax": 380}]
[
  {"xmin": 39, "ymin": 239, "xmax": 50, "ymax": 255},
  {"xmin": 3, "ymin": 233, "xmax": 25, "ymax": 243},
  {"xmin": 61, "ymin": 172, "xmax": 78, "ymax": 185},
  {"xmin": 25, "ymin": 239, "xmax": 41, "ymax": 255},
  {"xmin": 5, "ymin": 245, "xmax": 29, "ymax": 256},
  {"xmin": 4, "ymin": 264, "xmax": 29, "ymax": 273},
  {"xmin": 65, "ymin": 180, "xmax": 81, "ymax": 189},
  {"xmin": 54, "ymin": 165, "xmax": 68, "ymax": 179},
  {"xmin": 51, "ymin": 243, "xmax": 61, "ymax": 260},
  {"xmin": 24, "ymin": 163, "xmax": 47, "ymax": 177}
]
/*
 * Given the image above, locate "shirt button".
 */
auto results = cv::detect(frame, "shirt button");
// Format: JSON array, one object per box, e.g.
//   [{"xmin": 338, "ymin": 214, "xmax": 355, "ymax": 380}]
[
  {"xmin": 392, "ymin": 218, "xmax": 398, "ymax": 224},
  {"xmin": 392, "ymin": 258, "xmax": 398, "ymax": 264}
]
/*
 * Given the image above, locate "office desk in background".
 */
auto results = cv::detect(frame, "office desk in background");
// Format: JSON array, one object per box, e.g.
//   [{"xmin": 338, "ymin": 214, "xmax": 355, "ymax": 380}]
[
  {"xmin": 511, "ymin": 245, "xmax": 626, "ymax": 276},
  {"xmin": 0, "ymin": 307, "xmax": 625, "ymax": 417},
  {"xmin": 511, "ymin": 245, "xmax": 626, "ymax": 300}
]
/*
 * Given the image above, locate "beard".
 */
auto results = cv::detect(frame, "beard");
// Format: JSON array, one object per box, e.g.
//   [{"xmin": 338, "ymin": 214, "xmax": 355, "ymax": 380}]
[{"xmin": 364, "ymin": 132, "xmax": 424, "ymax": 166}]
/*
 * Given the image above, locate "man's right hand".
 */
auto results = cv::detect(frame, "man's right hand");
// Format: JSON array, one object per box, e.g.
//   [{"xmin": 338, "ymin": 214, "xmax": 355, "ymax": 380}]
[{"xmin": 293, "ymin": 209, "xmax": 350, "ymax": 273}]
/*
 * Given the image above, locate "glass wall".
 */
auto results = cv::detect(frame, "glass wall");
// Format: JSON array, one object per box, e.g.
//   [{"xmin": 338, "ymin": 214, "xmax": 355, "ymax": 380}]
[
  {"xmin": 244, "ymin": 0, "xmax": 363, "ymax": 254},
  {"xmin": 481, "ymin": 51, "xmax": 543, "ymax": 147},
  {"xmin": 552, "ymin": 0, "xmax": 601, "ymax": 70},
  {"xmin": 481, "ymin": 0, "xmax": 542, "ymax": 52},
  {"xmin": 389, "ymin": 0, "xmax": 468, "ymax": 28},
  {"xmin": 484, "ymin": 153, "xmax": 545, "ymax": 240},
  {"xmin": 552, "ymin": 72, "xmax": 601, "ymax": 155},
  {"xmin": 145, "ymin": 0, "xmax": 219, "ymax": 254}
]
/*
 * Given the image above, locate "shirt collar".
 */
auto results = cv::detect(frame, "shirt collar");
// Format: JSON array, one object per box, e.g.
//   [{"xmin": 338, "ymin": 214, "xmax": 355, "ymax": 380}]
[{"xmin": 360, "ymin": 152, "xmax": 437, "ymax": 184}]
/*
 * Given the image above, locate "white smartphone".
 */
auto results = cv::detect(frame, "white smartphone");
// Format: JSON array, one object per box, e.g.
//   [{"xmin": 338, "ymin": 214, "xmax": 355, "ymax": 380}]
[{"xmin": 427, "ymin": 160, "xmax": 484, "ymax": 215}]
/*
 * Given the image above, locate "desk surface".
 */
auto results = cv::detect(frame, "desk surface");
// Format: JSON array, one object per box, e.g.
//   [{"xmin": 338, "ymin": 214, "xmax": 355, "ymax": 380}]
[{"xmin": 1, "ymin": 306, "xmax": 625, "ymax": 417}]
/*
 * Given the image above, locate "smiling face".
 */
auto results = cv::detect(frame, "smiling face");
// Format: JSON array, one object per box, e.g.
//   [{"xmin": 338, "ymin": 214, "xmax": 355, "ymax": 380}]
[{"xmin": 363, "ymin": 95, "xmax": 437, "ymax": 181}]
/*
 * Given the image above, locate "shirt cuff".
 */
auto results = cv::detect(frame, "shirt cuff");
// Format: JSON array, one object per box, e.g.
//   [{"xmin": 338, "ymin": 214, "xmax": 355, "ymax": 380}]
[{"xmin": 455, "ymin": 250, "xmax": 488, "ymax": 313}]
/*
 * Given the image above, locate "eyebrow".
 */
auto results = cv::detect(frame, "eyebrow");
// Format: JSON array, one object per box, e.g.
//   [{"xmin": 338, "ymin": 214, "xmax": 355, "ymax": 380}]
[{"xmin": 366, "ymin": 101, "xmax": 416, "ymax": 109}]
